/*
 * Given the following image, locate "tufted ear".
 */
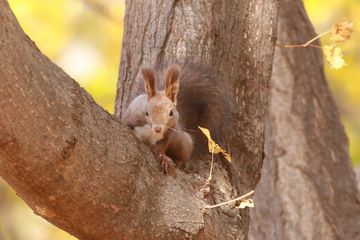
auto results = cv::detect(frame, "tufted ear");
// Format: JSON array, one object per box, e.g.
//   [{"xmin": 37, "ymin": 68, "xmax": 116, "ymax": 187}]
[
  {"xmin": 165, "ymin": 64, "xmax": 181, "ymax": 104},
  {"xmin": 142, "ymin": 68, "xmax": 156, "ymax": 100}
]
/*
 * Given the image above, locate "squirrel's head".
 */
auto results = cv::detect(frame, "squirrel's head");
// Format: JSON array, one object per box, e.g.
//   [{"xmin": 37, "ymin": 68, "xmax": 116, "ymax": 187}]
[{"xmin": 142, "ymin": 64, "xmax": 180, "ymax": 137}]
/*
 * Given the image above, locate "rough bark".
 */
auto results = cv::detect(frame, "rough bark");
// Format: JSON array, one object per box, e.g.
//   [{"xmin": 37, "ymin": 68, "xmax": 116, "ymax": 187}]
[
  {"xmin": 356, "ymin": 167, "xmax": 360, "ymax": 191},
  {"xmin": 0, "ymin": 0, "xmax": 277, "ymax": 240},
  {"xmin": 249, "ymin": 0, "xmax": 360, "ymax": 239}
]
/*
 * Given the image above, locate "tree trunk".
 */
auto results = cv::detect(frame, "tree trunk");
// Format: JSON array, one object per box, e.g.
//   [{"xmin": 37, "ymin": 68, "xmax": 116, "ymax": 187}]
[
  {"xmin": 0, "ymin": 1, "xmax": 277, "ymax": 240},
  {"xmin": 249, "ymin": 0, "xmax": 360, "ymax": 239},
  {"xmin": 115, "ymin": 0, "xmax": 279, "ymax": 199},
  {"xmin": 116, "ymin": 0, "xmax": 278, "ymax": 237},
  {"xmin": 356, "ymin": 167, "xmax": 360, "ymax": 191}
]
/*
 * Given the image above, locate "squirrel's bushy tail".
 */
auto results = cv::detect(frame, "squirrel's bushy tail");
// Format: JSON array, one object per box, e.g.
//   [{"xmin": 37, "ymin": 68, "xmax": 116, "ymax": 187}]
[{"xmin": 176, "ymin": 62, "xmax": 232, "ymax": 154}]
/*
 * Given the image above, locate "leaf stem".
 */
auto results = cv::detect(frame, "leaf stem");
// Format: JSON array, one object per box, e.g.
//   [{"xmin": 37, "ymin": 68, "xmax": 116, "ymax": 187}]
[
  {"xmin": 307, "ymin": 44, "xmax": 323, "ymax": 49},
  {"xmin": 204, "ymin": 190, "xmax": 255, "ymax": 209},
  {"xmin": 278, "ymin": 30, "xmax": 331, "ymax": 48},
  {"xmin": 277, "ymin": 43, "xmax": 323, "ymax": 49},
  {"xmin": 207, "ymin": 147, "xmax": 214, "ymax": 181},
  {"xmin": 304, "ymin": 30, "xmax": 331, "ymax": 46}
]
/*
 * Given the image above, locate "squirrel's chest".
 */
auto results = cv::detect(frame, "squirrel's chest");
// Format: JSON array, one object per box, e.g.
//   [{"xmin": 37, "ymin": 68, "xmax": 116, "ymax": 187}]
[{"xmin": 134, "ymin": 125, "xmax": 165, "ymax": 146}]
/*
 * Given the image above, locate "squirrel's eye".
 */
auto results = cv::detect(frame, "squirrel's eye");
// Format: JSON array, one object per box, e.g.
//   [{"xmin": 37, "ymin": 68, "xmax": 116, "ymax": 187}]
[
  {"xmin": 169, "ymin": 110, "xmax": 174, "ymax": 117},
  {"xmin": 145, "ymin": 111, "xmax": 149, "ymax": 116}
]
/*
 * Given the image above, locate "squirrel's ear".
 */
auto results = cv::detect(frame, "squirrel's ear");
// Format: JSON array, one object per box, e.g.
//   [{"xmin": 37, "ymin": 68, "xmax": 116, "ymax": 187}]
[
  {"xmin": 165, "ymin": 64, "xmax": 181, "ymax": 103},
  {"xmin": 142, "ymin": 68, "xmax": 156, "ymax": 100}
]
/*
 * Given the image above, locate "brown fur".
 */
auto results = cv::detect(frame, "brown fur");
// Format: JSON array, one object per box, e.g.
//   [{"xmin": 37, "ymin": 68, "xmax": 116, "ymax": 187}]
[
  {"xmin": 164, "ymin": 64, "xmax": 180, "ymax": 103},
  {"xmin": 176, "ymin": 62, "xmax": 232, "ymax": 154},
  {"xmin": 142, "ymin": 68, "xmax": 156, "ymax": 100},
  {"xmin": 122, "ymin": 62, "xmax": 232, "ymax": 171}
]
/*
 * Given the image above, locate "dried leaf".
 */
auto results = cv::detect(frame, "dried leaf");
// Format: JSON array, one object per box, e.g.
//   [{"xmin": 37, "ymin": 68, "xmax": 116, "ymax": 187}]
[
  {"xmin": 237, "ymin": 198, "xmax": 255, "ymax": 209},
  {"xmin": 222, "ymin": 152, "xmax": 232, "ymax": 162},
  {"xmin": 323, "ymin": 45, "xmax": 346, "ymax": 69},
  {"xmin": 331, "ymin": 21, "xmax": 354, "ymax": 42},
  {"xmin": 198, "ymin": 126, "xmax": 231, "ymax": 162}
]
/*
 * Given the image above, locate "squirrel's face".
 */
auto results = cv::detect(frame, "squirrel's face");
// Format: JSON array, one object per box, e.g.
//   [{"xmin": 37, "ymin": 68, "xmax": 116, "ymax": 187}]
[
  {"xmin": 146, "ymin": 92, "xmax": 178, "ymax": 136},
  {"xmin": 142, "ymin": 64, "xmax": 181, "ymax": 137}
]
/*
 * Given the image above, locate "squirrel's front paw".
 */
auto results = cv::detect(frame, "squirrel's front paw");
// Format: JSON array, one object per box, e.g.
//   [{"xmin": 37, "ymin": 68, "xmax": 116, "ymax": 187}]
[{"xmin": 158, "ymin": 153, "xmax": 175, "ymax": 175}]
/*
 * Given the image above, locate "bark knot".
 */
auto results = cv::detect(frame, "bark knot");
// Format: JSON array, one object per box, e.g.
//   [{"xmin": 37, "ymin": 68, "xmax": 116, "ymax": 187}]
[{"xmin": 61, "ymin": 136, "xmax": 77, "ymax": 160}]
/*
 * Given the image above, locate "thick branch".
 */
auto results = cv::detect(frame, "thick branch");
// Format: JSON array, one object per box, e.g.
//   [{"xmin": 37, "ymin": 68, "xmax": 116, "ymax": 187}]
[{"xmin": 0, "ymin": 1, "xmax": 216, "ymax": 239}]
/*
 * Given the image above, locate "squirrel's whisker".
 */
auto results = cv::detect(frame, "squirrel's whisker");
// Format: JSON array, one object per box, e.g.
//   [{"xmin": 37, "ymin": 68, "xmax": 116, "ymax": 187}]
[
  {"xmin": 168, "ymin": 127, "xmax": 180, "ymax": 134},
  {"xmin": 181, "ymin": 127, "xmax": 198, "ymax": 133}
]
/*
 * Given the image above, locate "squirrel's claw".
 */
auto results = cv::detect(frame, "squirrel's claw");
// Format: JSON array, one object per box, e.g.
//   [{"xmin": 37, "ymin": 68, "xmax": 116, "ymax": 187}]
[{"xmin": 159, "ymin": 153, "xmax": 175, "ymax": 174}]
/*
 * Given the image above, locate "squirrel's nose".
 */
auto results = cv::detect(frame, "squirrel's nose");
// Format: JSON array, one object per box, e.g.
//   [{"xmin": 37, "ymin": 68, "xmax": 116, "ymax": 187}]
[{"xmin": 153, "ymin": 125, "xmax": 163, "ymax": 133}]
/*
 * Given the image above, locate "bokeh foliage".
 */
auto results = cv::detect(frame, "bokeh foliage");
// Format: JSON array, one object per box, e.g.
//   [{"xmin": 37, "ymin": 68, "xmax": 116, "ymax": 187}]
[
  {"xmin": 0, "ymin": 0, "xmax": 359, "ymax": 239},
  {"xmin": 304, "ymin": 0, "xmax": 360, "ymax": 165},
  {"xmin": 8, "ymin": 0, "xmax": 124, "ymax": 112}
]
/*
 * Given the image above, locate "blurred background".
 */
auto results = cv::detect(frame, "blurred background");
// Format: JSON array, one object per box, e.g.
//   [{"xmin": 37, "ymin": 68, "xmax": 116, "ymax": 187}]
[{"xmin": 0, "ymin": 0, "xmax": 359, "ymax": 239}]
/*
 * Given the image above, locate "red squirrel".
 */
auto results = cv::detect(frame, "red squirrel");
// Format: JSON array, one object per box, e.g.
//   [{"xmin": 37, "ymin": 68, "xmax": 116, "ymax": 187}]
[{"xmin": 122, "ymin": 62, "xmax": 228, "ymax": 173}]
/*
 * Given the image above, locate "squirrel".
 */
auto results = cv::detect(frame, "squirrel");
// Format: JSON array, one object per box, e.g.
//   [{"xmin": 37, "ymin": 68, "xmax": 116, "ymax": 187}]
[{"xmin": 122, "ymin": 62, "xmax": 229, "ymax": 173}]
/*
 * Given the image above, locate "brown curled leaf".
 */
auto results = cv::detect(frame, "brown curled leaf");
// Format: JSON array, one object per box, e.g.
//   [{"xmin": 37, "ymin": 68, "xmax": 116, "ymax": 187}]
[{"xmin": 331, "ymin": 21, "xmax": 354, "ymax": 42}]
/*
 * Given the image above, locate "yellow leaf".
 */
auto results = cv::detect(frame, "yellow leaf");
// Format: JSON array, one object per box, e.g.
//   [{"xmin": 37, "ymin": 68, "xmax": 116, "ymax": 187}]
[
  {"xmin": 330, "ymin": 21, "xmax": 354, "ymax": 43},
  {"xmin": 323, "ymin": 45, "xmax": 346, "ymax": 69},
  {"xmin": 222, "ymin": 152, "xmax": 232, "ymax": 162},
  {"xmin": 238, "ymin": 198, "xmax": 255, "ymax": 209},
  {"xmin": 198, "ymin": 126, "xmax": 231, "ymax": 162}
]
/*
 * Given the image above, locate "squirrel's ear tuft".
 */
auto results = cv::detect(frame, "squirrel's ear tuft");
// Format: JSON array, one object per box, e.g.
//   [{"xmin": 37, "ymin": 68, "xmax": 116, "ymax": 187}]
[
  {"xmin": 165, "ymin": 64, "xmax": 181, "ymax": 103},
  {"xmin": 142, "ymin": 68, "xmax": 156, "ymax": 100}
]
